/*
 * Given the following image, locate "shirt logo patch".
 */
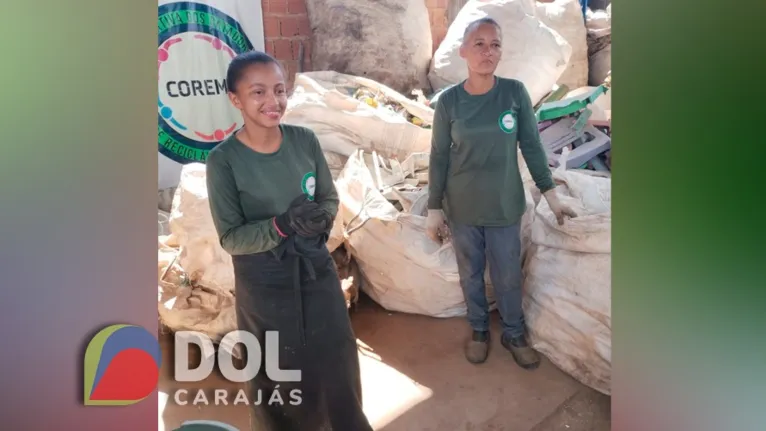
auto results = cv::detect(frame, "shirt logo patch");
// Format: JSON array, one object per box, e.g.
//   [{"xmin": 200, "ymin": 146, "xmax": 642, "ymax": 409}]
[
  {"xmin": 301, "ymin": 172, "xmax": 316, "ymax": 201},
  {"xmin": 498, "ymin": 110, "xmax": 516, "ymax": 134}
]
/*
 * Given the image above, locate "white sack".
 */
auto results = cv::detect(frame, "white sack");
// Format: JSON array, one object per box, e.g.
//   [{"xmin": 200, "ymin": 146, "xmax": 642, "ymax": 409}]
[
  {"xmin": 523, "ymin": 152, "xmax": 612, "ymax": 394},
  {"xmin": 305, "ymin": 0, "xmax": 432, "ymax": 94},
  {"xmin": 535, "ymin": 0, "xmax": 589, "ymax": 90},
  {"xmin": 158, "ymin": 283, "xmax": 237, "ymax": 349},
  {"xmin": 323, "ymin": 150, "xmax": 349, "ymax": 180},
  {"xmin": 588, "ymin": 44, "xmax": 611, "ymax": 86},
  {"xmin": 334, "ymin": 150, "xmax": 467, "ymax": 317},
  {"xmin": 585, "ymin": 7, "xmax": 611, "ymax": 38},
  {"xmin": 284, "ymin": 71, "xmax": 435, "ymax": 169},
  {"xmin": 333, "ymin": 150, "xmax": 545, "ymax": 317},
  {"xmin": 158, "ymin": 210, "xmax": 170, "ymax": 236},
  {"xmin": 428, "ymin": 0, "xmax": 572, "ymax": 105},
  {"xmin": 168, "ymin": 163, "xmax": 235, "ymax": 295},
  {"xmin": 157, "ymin": 241, "xmax": 237, "ymax": 354},
  {"xmin": 584, "ymin": 7, "xmax": 611, "ymax": 86},
  {"xmin": 326, "ymin": 216, "xmax": 345, "ymax": 253}
]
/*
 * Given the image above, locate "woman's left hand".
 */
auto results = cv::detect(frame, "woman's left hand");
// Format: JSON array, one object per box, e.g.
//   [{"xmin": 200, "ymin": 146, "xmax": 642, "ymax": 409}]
[{"xmin": 542, "ymin": 190, "xmax": 577, "ymax": 225}]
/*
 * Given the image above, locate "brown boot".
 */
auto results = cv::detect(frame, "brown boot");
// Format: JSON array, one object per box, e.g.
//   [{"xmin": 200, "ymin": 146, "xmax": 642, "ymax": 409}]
[
  {"xmin": 465, "ymin": 330, "xmax": 490, "ymax": 364},
  {"xmin": 501, "ymin": 333, "xmax": 540, "ymax": 370}
]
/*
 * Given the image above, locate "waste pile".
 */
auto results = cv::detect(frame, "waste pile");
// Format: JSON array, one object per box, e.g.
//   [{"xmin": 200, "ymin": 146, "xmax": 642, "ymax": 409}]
[
  {"xmin": 282, "ymin": 71, "xmax": 435, "ymax": 179},
  {"xmin": 156, "ymin": 0, "xmax": 612, "ymax": 394},
  {"xmin": 536, "ymin": 84, "xmax": 612, "ymax": 172},
  {"xmin": 352, "ymin": 87, "xmax": 430, "ymax": 129}
]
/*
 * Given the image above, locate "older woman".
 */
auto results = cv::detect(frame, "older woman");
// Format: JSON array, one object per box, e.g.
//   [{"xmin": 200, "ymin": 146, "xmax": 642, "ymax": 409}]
[{"xmin": 427, "ymin": 18, "xmax": 577, "ymax": 368}]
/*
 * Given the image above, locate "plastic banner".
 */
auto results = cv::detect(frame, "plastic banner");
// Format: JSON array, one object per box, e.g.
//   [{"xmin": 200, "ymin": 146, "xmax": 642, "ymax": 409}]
[{"xmin": 157, "ymin": 0, "xmax": 265, "ymax": 188}]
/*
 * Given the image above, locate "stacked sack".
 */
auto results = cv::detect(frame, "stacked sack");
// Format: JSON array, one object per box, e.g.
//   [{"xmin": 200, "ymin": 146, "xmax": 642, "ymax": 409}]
[
  {"xmin": 429, "ymin": 0, "xmax": 573, "ymax": 106},
  {"xmin": 586, "ymin": 5, "xmax": 612, "ymax": 85},
  {"xmin": 304, "ymin": 0, "xmax": 432, "ymax": 95},
  {"xmin": 535, "ymin": 0, "xmax": 589, "ymax": 90},
  {"xmin": 523, "ymin": 151, "xmax": 612, "ymax": 395}
]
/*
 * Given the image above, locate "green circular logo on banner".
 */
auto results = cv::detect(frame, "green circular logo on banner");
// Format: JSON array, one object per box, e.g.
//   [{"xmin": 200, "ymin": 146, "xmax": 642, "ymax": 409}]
[
  {"xmin": 498, "ymin": 110, "xmax": 516, "ymax": 134},
  {"xmin": 301, "ymin": 172, "xmax": 316, "ymax": 201}
]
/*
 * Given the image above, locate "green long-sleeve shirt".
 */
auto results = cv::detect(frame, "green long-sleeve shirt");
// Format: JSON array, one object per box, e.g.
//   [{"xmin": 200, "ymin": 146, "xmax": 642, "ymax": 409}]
[
  {"xmin": 427, "ymin": 77, "xmax": 555, "ymax": 227},
  {"xmin": 205, "ymin": 124, "xmax": 339, "ymax": 255}
]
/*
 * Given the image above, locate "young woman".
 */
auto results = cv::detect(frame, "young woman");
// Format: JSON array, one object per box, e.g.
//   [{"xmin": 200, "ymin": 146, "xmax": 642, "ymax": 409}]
[
  {"xmin": 205, "ymin": 51, "xmax": 373, "ymax": 431},
  {"xmin": 427, "ymin": 18, "xmax": 577, "ymax": 368}
]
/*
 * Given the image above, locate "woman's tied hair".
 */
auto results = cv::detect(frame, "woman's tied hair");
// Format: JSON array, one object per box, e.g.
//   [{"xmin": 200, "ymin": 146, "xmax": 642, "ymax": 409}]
[{"xmin": 226, "ymin": 50, "xmax": 281, "ymax": 93}]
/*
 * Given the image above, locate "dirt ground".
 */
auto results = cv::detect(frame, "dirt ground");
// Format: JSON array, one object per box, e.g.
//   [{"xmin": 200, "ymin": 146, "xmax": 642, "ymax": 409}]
[{"xmin": 158, "ymin": 295, "xmax": 610, "ymax": 431}]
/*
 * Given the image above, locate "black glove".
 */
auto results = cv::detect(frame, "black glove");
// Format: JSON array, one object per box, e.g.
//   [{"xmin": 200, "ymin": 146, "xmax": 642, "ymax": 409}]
[
  {"xmin": 293, "ymin": 208, "xmax": 334, "ymax": 237},
  {"xmin": 273, "ymin": 195, "xmax": 318, "ymax": 237}
]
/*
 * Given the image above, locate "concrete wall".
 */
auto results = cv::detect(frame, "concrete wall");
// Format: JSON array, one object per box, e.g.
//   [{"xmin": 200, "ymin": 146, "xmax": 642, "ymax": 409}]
[{"xmin": 261, "ymin": 0, "xmax": 451, "ymax": 85}]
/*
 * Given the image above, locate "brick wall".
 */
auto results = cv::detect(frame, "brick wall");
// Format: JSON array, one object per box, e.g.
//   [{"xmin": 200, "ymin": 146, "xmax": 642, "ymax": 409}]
[
  {"xmin": 262, "ymin": 0, "xmax": 450, "ymax": 84},
  {"xmin": 261, "ymin": 0, "xmax": 312, "ymax": 86}
]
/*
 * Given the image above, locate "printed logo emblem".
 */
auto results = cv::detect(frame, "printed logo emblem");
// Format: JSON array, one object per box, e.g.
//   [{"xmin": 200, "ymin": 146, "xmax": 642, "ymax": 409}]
[
  {"xmin": 83, "ymin": 324, "xmax": 161, "ymax": 406},
  {"xmin": 498, "ymin": 110, "xmax": 516, "ymax": 134},
  {"xmin": 158, "ymin": 2, "xmax": 254, "ymax": 164},
  {"xmin": 301, "ymin": 172, "xmax": 317, "ymax": 201}
]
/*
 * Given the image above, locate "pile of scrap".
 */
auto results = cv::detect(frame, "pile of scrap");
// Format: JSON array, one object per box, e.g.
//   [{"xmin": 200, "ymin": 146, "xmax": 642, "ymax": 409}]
[
  {"xmin": 359, "ymin": 151, "xmax": 430, "ymax": 212},
  {"xmin": 282, "ymin": 71, "xmax": 435, "ymax": 179},
  {"xmin": 352, "ymin": 87, "xmax": 430, "ymax": 129},
  {"xmin": 536, "ymin": 84, "xmax": 612, "ymax": 172}
]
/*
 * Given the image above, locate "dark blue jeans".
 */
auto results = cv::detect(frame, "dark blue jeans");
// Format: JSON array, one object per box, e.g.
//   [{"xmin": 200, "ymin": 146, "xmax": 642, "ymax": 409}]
[{"xmin": 449, "ymin": 221, "xmax": 526, "ymax": 339}]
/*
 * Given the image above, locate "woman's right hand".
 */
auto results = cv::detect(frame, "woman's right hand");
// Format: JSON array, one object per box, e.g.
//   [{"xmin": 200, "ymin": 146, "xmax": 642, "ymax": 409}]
[{"xmin": 425, "ymin": 209, "xmax": 446, "ymax": 243}]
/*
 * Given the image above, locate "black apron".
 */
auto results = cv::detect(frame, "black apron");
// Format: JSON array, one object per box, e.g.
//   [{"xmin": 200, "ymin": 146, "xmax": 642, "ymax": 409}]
[{"xmin": 232, "ymin": 234, "xmax": 372, "ymax": 431}]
